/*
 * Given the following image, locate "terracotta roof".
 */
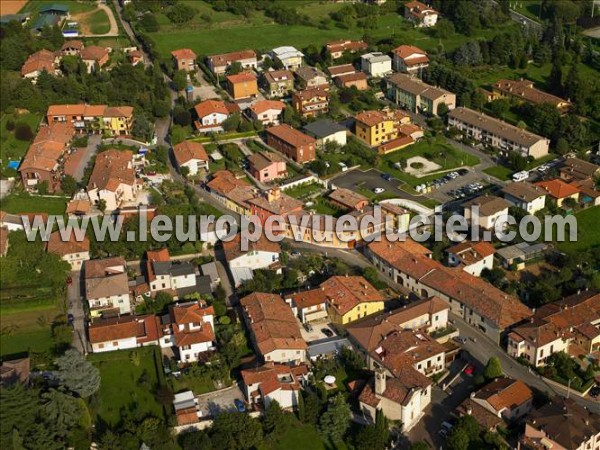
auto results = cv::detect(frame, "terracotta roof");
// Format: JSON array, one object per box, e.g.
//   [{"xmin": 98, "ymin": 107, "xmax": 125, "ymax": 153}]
[
  {"xmin": 248, "ymin": 191, "xmax": 304, "ymax": 215},
  {"xmin": 347, "ymin": 297, "xmax": 449, "ymax": 352},
  {"xmin": 328, "ymin": 188, "xmax": 368, "ymax": 209},
  {"xmin": 328, "ymin": 64, "xmax": 357, "ymax": 77},
  {"xmin": 388, "ymin": 73, "xmax": 452, "ymax": 101},
  {"xmin": 171, "ymin": 301, "xmax": 216, "ymax": 347},
  {"xmin": 223, "ymin": 233, "xmax": 281, "ymax": 262},
  {"xmin": 405, "ymin": 1, "xmax": 439, "ymax": 19},
  {"xmin": 145, "ymin": 248, "xmax": 170, "ymax": 283},
  {"xmin": 21, "ymin": 49, "xmax": 56, "ymax": 76},
  {"xmin": 336, "ymin": 71, "xmax": 367, "ymax": 84},
  {"xmin": 320, "ymin": 275, "xmax": 384, "ymax": 316},
  {"xmin": 241, "ymin": 362, "xmax": 307, "ymax": 391},
  {"xmin": 326, "ymin": 40, "xmax": 368, "ymax": 54},
  {"xmin": 378, "ymin": 135, "xmax": 414, "ymax": 153},
  {"xmin": 173, "ymin": 140, "xmax": 208, "ymax": 166},
  {"xmin": 249, "ymin": 100, "xmax": 285, "ymax": 115},
  {"xmin": 176, "ymin": 407, "xmax": 200, "ymax": 426},
  {"xmin": 206, "ymin": 170, "xmax": 255, "ymax": 208},
  {"xmin": 292, "ymin": 88, "xmax": 329, "ymax": 102},
  {"xmin": 171, "ymin": 48, "xmax": 197, "ymax": 60},
  {"xmin": 46, "ymin": 230, "xmax": 90, "ymax": 256},
  {"xmin": 208, "ymin": 49, "xmax": 256, "ymax": 67},
  {"xmin": 560, "ymin": 157, "xmax": 600, "ymax": 180},
  {"xmin": 355, "ymin": 110, "xmax": 389, "ymax": 127},
  {"xmin": 18, "ymin": 123, "xmax": 74, "ymax": 173},
  {"xmin": 493, "ymin": 79, "xmax": 569, "ymax": 108},
  {"xmin": 247, "ymin": 151, "xmax": 284, "ymax": 171},
  {"xmin": 104, "ymin": 106, "xmax": 134, "ymax": 118},
  {"xmin": 80, "ymin": 46, "xmax": 108, "ymax": 63},
  {"xmin": 87, "ymin": 149, "xmax": 135, "ymax": 192},
  {"xmin": 85, "ymin": 256, "xmax": 126, "ymax": 278},
  {"xmin": 457, "ymin": 398, "xmax": 503, "ymax": 430},
  {"xmin": 226, "ymin": 72, "xmax": 256, "ymax": 84},
  {"xmin": 61, "ymin": 40, "xmax": 84, "ymax": 51},
  {"xmin": 393, "ymin": 45, "xmax": 427, "ymax": 59},
  {"xmin": 475, "ymin": 378, "xmax": 533, "ymax": 412},
  {"xmin": 266, "ymin": 124, "xmax": 316, "ymax": 148},
  {"xmin": 446, "ymin": 240, "xmax": 496, "ymax": 267},
  {"xmin": 194, "ymin": 99, "xmax": 238, "ymax": 118},
  {"xmin": 263, "ymin": 69, "xmax": 294, "ymax": 84},
  {"xmin": 501, "ymin": 182, "xmax": 547, "ymax": 203},
  {"xmin": 240, "ymin": 292, "xmax": 307, "ymax": 355},
  {"xmin": 535, "ymin": 179, "xmax": 581, "ymax": 200},
  {"xmin": 84, "ymin": 257, "xmax": 128, "ymax": 300},
  {"xmin": 463, "ymin": 195, "xmax": 511, "ymax": 216},
  {"xmin": 89, "ymin": 315, "xmax": 139, "ymax": 343},
  {"xmin": 290, "ymin": 288, "xmax": 328, "ymax": 309},
  {"xmin": 359, "ymin": 368, "xmax": 431, "ymax": 408}
]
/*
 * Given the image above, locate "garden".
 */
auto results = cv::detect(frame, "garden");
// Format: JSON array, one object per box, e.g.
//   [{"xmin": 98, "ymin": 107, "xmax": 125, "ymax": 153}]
[{"xmin": 537, "ymin": 351, "xmax": 597, "ymax": 393}]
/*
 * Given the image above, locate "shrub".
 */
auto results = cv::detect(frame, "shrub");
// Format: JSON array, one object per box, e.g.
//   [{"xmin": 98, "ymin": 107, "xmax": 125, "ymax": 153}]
[
  {"xmin": 14, "ymin": 122, "xmax": 34, "ymax": 141},
  {"xmin": 5, "ymin": 119, "xmax": 15, "ymax": 131}
]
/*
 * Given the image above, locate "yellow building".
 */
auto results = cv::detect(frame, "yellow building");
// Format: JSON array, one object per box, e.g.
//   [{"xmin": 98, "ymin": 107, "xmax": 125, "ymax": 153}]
[
  {"xmin": 354, "ymin": 109, "xmax": 413, "ymax": 147},
  {"xmin": 103, "ymin": 106, "xmax": 134, "ymax": 136},
  {"xmin": 321, "ymin": 275, "xmax": 386, "ymax": 325}
]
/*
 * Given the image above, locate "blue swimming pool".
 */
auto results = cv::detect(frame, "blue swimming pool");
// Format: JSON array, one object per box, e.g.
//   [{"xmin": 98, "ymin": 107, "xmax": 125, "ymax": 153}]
[{"xmin": 7, "ymin": 160, "xmax": 20, "ymax": 170}]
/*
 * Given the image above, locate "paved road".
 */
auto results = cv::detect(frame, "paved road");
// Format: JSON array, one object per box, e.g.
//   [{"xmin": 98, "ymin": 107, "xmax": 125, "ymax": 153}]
[
  {"xmin": 331, "ymin": 168, "xmax": 425, "ymax": 203},
  {"xmin": 112, "ymin": 0, "xmax": 151, "ymax": 66},
  {"xmin": 451, "ymin": 312, "xmax": 600, "ymax": 414},
  {"xmin": 72, "ymin": 134, "xmax": 101, "ymax": 182},
  {"xmin": 67, "ymin": 272, "xmax": 89, "ymax": 354}
]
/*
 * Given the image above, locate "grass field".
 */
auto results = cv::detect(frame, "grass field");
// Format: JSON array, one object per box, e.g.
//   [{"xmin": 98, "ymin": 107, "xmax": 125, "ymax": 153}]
[
  {"xmin": 87, "ymin": 8, "xmax": 110, "ymax": 35},
  {"xmin": 556, "ymin": 207, "xmax": 600, "ymax": 253},
  {"xmin": 88, "ymin": 347, "xmax": 166, "ymax": 427},
  {"xmin": 0, "ymin": 112, "xmax": 41, "ymax": 163},
  {"xmin": 483, "ymin": 165, "xmax": 513, "ymax": 181},
  {"xmin": 0, "ymin": 329, "xmax": 54, "ymax": 357},
  {"xmin": 21, "ymin": 0, "xmax": 97, "ymax": 15},
  {"xmin": 1, "ymin": 193, "xmax": 68, "ymax": 215}
]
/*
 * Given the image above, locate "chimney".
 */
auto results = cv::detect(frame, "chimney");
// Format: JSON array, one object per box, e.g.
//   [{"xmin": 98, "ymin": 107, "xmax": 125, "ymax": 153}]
[{"xmin": 375, "ymin": 368, "xmax": 386, "ymax": 396}]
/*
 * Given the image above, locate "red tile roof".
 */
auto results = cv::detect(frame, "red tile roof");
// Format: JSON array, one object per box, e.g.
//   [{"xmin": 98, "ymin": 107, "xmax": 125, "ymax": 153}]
[
  {"xmin": 87, "ymin": 149, "xmax": 135, "ymax": 192},
  {"xmin": 80, "ymin": 46, "xmax": 109, "ymax": 63},
  {"xmin": 46, "ymin": 230, "xmax": 90, "ymax": 256},
  {"xmin": 320, "ymin": 275, "xmax": 384, "ymax": 316},
  {"xmin": 226, "ymin": 72, "xmax": 257, "ymax": 84},
  {"xmin": 173, "ymin": 140, "xmax": 208, "ymax": 166},
  {"xmin": 194, "ymin": 99, "xmax": 239, "ymax": 118},
  {"xmin": 222, "ymin": 233, "xmax": 281, "ymax": 262},
  {"xmin": 290, "ymin": 288, "xmax": 328, "ymax": 309},
  {"xmin": 21, "ymin": 49, "xmax": 56, "ymax": 76},
  {"xmin": 249, "ymin": 100, "xmax": 285, "ymax": 115},
  {"xmin": 208, "ymin": 49, "xmax": 256, "ymax": 67},
  {"xmin": 266, "ymin": 124, "xmax": 316, "ymax": 148},
  {"xmin": 171, "ymin": 48, "xmax": 197, "ymax": 60},
  {"xmin": 535, "ymin": 179, "xmax": 581, "ymax": 199}
]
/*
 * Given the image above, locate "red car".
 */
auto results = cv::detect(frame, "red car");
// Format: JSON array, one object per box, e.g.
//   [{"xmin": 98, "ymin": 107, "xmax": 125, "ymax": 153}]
[
  {"xmin": 66, "ymin": 276, "xmax": 73, "ymax": 286},
  {"xmin": 464, "ymin": 364, "xmax": 475, "ymax": 375}
]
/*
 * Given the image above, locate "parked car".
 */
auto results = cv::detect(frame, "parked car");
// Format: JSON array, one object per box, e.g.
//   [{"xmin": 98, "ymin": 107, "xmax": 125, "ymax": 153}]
[
  {"xmin": 464, "ymin": 364, "xmax": 475, "ymax": 375},
  {"xmin": 381, "ymin": 173, "xmax": 393, "ymax": 181},
  {"xmin": 321, "ymin": 328, "xmax": 334, "ymax": 337},
  {"xmin": 373, "ymin": 187, "xmax": 385, "ymax": 194},
  {"xmin": 453, "ymin": 336, "xmax": 468, "ymax": 344},
  {"xmin": 234, "ymin": 399, "xmax": 246, "ymax": 413},
  {"xmin": 67, "ymin": 314, "xmax": 74, "ymax": 326},
  {"xmin": 66, "ymin": 276, "xmax": 73, "ymax": 286},
  {"xmin": 589, "ymin": 385, "xmax": 600, "ymax": 398},
  {"xmin": 304, "ymin": 323, "xmax": 313, "ymax": 332}
]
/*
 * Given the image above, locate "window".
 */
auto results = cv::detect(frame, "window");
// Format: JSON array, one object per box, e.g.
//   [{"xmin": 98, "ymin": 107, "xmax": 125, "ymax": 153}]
[
  {"xmin": 98, "ymin": 343, "xmax": 104, "ymax": 349},
  {"xmin": 112, "ymin": 341, "xmax": 118, "ymax": 346}
]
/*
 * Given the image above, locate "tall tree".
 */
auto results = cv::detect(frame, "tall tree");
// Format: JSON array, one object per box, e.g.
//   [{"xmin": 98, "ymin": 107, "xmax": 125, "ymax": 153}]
[
  {"xmin": 319, "ymin": 393, "xmax": 351, "ymax": 443},
  {"xmin": 56, "ymin": 349, "xmax": 101, "ymax": 398},
  {"xmin": 483, "ymin": 357, "xmax": 503, "ymax": 380}
]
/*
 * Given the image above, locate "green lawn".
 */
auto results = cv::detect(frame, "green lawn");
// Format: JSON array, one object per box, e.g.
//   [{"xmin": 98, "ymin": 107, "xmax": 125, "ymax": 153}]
[
  {"xmin": 483, "ymin": 165, "xmax": 513, "ymax": 181},
  {"xmin": 556, "ymin": 207, "xmax": 600, "ymax": 253},
  {"xmin": 22, "ymin": 0, "xmax": 98, "ymax": 15},
  {"xmin": 171, "ymin": 373, "xmax": 218, "ymax": 395},
  {"xmin": 257, "ymin": 419, "xmax": 348, "ymax": 450},
  {"xmin": 0, "ymin": 112, "xmax": 42, "ymax": 175},
  {"xmin": 283, "ymin": 182, "xmax": 323, "ymax": 199},
  {"xmin": 1, "ymin": 193, "xmax": 68, "ymax": 215},
  {"xmin": 88, "ymin": 9, "xmax": 111, "ymax": 35},
  {"xmin": 0, "ymin": 329, "xmax": 54, "ymax": 357},
  {"xmin": 88, "ymin": 347, "xmax": 166, "ymax": 427}
]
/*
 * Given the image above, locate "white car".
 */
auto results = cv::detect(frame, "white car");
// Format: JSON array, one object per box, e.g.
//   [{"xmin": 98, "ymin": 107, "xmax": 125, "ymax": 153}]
[{"xmin": 373, "ymin": 187, "xmax": 385, "ymax": 194}]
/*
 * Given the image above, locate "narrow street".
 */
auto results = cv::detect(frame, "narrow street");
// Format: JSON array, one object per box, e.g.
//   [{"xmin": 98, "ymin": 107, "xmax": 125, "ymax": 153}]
[{"xmin": 67, "ymin": 272, "xmax": 89, "ymax": 354}]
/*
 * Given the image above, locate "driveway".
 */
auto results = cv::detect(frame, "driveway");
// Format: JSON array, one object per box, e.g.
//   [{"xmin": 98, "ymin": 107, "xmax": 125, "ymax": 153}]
[
  {"xmin": 330, "ymin": 168, "xmax": 425, "ymax": 203},
  {"xmin": 197, "ymin": 383, "xmax": 245, "ymax": 417},
  {"xmin": 298, "ymin": 320, "xmax": 336, "ymax": 344},
  {"xmin": 67, "ymin": 272, "xmax": 89, "ymax": 354},
  {"xmin": 68, "ymin": 134, "xmax": 101, "ymax": 182}
]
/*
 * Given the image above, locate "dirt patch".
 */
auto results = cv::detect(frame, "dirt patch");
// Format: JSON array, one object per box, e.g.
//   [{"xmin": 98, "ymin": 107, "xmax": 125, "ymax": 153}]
[
  {"xmin": 504, "ymin": 261, "xmax": 558, "ymax": 283},
  {"xmin": 70, "ymin": 10, "xmax": 94, "ymax": 35},
  {"xmin": 0, "ymin": 0, "xmax": 27, "ymax": 15}
]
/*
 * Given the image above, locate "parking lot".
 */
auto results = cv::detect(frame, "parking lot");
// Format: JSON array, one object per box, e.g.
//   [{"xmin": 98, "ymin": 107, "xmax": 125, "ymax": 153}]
[
  {"xmin": 298, "ymin": 320, "xmax": 337, "ymax": 343},
  {"xmin": 196, "ymin": 384, "xmax": 245, "ymax": 417},
  {"xmin": 331, "ymin": 168, "xmax": 424, "ymax": 202}
]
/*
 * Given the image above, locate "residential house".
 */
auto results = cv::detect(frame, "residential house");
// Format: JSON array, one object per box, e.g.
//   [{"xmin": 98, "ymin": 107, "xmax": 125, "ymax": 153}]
[
  {"xmin": 84, "ymin": 257, "xmax": 131, "ymax": 317},
  {"xmin": 446, "ymin": 241, "xmax": 496, "ymax": 277},
  {"xmin": 270, "ymin": 46, "xmax": 304, "ymax": 70},
  {"xmin": 145, "ymin": 248, "xmax": 197, "ymax": 296},
  {"xmin": 354, "ymin": 109, "xmax": 416, "ymax": 153},
  {"xmin": 404, "ymin": 1, "xmax": 439, "ymax": 27},
  {"xmin": 448, "ymin": 107, "xmax": 550, "ymax": 159},
  {"xmin": 534, "ymin": 179, "xmax": 580, "ymax": 208},
  {"xmin": 465, "ymin": 378, "xmax": 533, "ymax": 422},
  {"xmin": 87, "ymin": 149, "xmax": 140, "ymax": 212},
  {"xmin": 361, "ymin": 52, "xmax": 392, "ymax": 77},
  {"xmin": 463, "ymin": 195, "xmax": 511, "ymax": 230},
  {"xmin": 21, "ymin": 49, "xmax": 59, "ymax": 82},
  {"xmin": 240, "ymin": 292, "xmax": 307, "ymax": 364},
  {"xmin": 335, "ymin": 72, "xmax": 369, "ymax": 90},
  {"xmin": 303, "ymin": 119, "xmax": 347, "ymax": 149},
  {"xmin": 172, "ymin": 140, "xmax": 209, "ymax": 176},
  {"xmin": 320, "ymin": 275, "xmax": 385, "ymax": 325},
  {"xmin": 265, "ymin": 124, "xmax": 317, "ymax": 163},
  {"xmin": 60, "ymin": 40, "xmax": 84, "ymax": 56},
  {"xmin": 171, "ymin": 48, "xmax": 197, "ymax": 72},
  {"xmin": 358, "ymin": 367, "xmax": 432, "ymax": 431},
  {"xmin": 223, "ymin": 234, "xmax": 281, "ymax": 287},
  {"xmin": 365, "ymin": 237, "xmax": 533, "ymax": 344},
  {"xmin": 327, "ymin": 64, "xmax": 357, "ymax": 78},
  {"xmin": 0, "ymin": 211, "xmax": 25, "ymax": 231},
  {"xmin": 261, "ymin": 69, "xmax": 295, "ymax": 98},
  {"xmin": 18, "ymin": 122, "xmax": 74, "ymax": 192},
  {"xmin": 127, "ymin": 49, "xmax": 144, "ymax": 66},
  {"xmin": 326, "ymin": 40, "xmax": 368, "ymax": 59},
  {"xmin": 226, "ymin": 72, "xmax": 258, "ymax": 100},
  {"xmin": 207, "ymin": 49, "xmax": 257, "ymax": 76},
  {"xmin": 200, "ymin": 261, "xmax": 220, "ymax": 287},
  {"xmin": 328, "ymin": 188, "xmax": 369, "ymax": 211},
  {"xmin": 571, "ymin": 178, "xmax": 600, "ymax": 207},
  {"xmin": 287, "ymin": 289, "xmax": 328, "ymax": 323},
  {"xmin": 88, "ymin": 314, "xmax": 160, "ymax": 352},
  {"xmin": 519, "ymin": 397, "xmax": 600, "ymax": 450},
  {"xmin": 241, "ymin": 363, "xmax": 309, "ymax": 409},
  {"xmin": 247, "ymin": 152, "xmax": 287, "ymax": 183},
  {"xmin": 46, "ymin": 230, "xmax": 90, "ymax": 271},
  {"xmin": 387, "ymin": 73, "xmax": 456, "ymax": 116},
  {"xmin": 501, "ymin": 182, "xmax": 547, "ymax": 214},
  {"xmin": 507, "ymin": 291, "xmax": 600, "ymax": 367},
  {"xmin": 80, "ymin": 46, "xmax": 109, "ymax": 73},
  {"xmin": 205, "ymin": 170, "xmax": 255, "ymax": 215},
  {"xmin": 496, "ymin": 242, "xmax": 549, "ymax": 269},
  {"xmin": 173, "ymin": 391, "xmax": 202, "ymax": 426},
  {"xmin": 294, "ymin": 66, "xmax": 329, "ymax": 90},
  {"xmin": 193, "ymin": 99, "xmax": 240, "ymax": 133},
  {"xmin": 292, "ymin": 88, "xmax": 330, "ymax": 118},
  {"xmin": 0, "ymin": 357, "xmax": 30, "ymax": 386},
  {"xmin": 47, "ymin": 104, "xmax": 134, "ymax": 135},
  {"xmin": 392, "ymin": 45, "xmax": 429, "ymax": 74},
  {"xmin": 559, "ymin": 157, "xmax": 600, "ymax": 183},
  {"xmin": 248, "ymin": 188, "xmax": 304, "ymax": 225},
  {"xmin": 492, "ymin": 79, "xmax": 571, "ymax": 112},
  {"xmin": 247, "ymin": 100, "xmax": 285, "ymax": 126}
]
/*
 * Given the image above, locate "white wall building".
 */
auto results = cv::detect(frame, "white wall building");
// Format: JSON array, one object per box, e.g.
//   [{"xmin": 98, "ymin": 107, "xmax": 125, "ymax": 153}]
[{"xmin": 361, "ymin": 52, "xmax": 392, "ymax": 78}]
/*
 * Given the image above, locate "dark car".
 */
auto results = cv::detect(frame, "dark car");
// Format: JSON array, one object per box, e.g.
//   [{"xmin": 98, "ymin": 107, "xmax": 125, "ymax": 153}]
[
  {"xmin": 321, "ymin": 328, "xmax": 334, "ymax": 338},
  {"xmin": 67, "ymin": 314, "xmax": 75, "ymax": 326},
  {"xmin": 590, "ymin": 386, "xmax": 600, "ymax": 398},
  {"xmin": 381, "ymin": 173, "xmax": 393, "ymax": 181},
  {"xmin": 234, "ymin": 399, "xmax": 246, "ymax": 413},
  {"xmin": 457, "ymin": 168, "xmax": 469, "ymax": 176}
]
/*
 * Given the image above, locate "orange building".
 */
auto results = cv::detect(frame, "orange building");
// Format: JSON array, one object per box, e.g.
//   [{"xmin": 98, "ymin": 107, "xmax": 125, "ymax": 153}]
[{"xmin": 226, "ymin": 72, "xmax": 258, "ymax": 100}]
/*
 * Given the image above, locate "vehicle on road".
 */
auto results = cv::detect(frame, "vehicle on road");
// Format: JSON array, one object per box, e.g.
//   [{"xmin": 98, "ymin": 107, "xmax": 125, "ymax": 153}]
[
  {"xmin": 321, "ymin": 328, "xmax": 334, "ymax": 337},
  {"xmin": 304, "ymin": 323, "xmax": 313, "ymax": 332},
  {"xmin": 453, "ymin": 336, "xmax": 468, "ymax": 344},
  {"xmin": 589, "ymin": 386, "xmax": 600, "ymax": 398},
  {"xmin": 512, "ymin": 170, "xmax": 529, "ymax": 182},
  {"xmin": 464, "ymin": 364, "xmax": 475, "ymax": 375},
  {"xmin": 234, "ymin": 399, "xmax": 246, "ymax": 413},
  {"xmin": 67, "ymin": 314, "xmax": 74, "ymax": 326},
  {"xmin": 373, "ymin": 187, "xmax": 385, "ymax": 194},
  {"xmin": 291, "ymin": 251, "xmax": 301, "ymax": 257},
  {"xmin": 338, "ymin": 162, "xmax": 348, "ymax": 172},
  {"xmin": 381, "ymin": 173, "xmax": 393, "ymax": 181},
  {"xmin": 66, "ymin": 276, "xmax": 73, "ymax": 286}
]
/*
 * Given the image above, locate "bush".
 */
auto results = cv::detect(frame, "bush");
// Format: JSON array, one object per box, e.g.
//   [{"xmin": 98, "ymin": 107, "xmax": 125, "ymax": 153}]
[
  {"xmin": 166, "ymin": 3, "xmax": 197, "ymax": 24},
  {"xmin": 14, "ymin": 123, "xmax": 34, "ymax": 141},
  {"xmin": 5, "ymin": 119, "xmax": 15, "ymax": 131}
]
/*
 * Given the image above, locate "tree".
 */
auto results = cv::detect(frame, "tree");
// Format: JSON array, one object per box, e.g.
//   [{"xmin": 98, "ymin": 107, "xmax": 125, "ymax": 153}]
[
  {"xmin": 0, "ymin": 384, "xmax": 39, "ymax": 449},
  {"xmin": 299, "ymin": 391, "xmax": 321, "ymax": 425},
  {"xmin": 210, "ymin": 412, "xmax": 263, "ymax": 450},
  {"xmin": 562, "ymin": 197, "xmax": 578, "ymax": 209},
  {"xmin": 179, "ymin": 429, "xmax": 213, "ymax": 450},
  {"xmin": 61, "ymin": 175, "xmax": 78, "ymax": 196},
  {"xmin": 56, "ymin": 349, "xmax": 101, "ymax": 398},
  {"xmin": 410, "ymin": 442, "xmax": 431, "ymax": 450},
  {"xmin": 447, "ymin": 426, "xmax": 470, "ymax": 450},
  {"xmin": 166, "ymin": 2, "xmax": 197, "ymax": 24},
  {"xmin": 173, "ymin": 70, "xmax": 188, "ymax": 91},
  {"xmin": 37, "ymin": 180, "xmax": 49, "ymax": 195},
  {"xmin": 14, "ymin": 122, "xmax": 33, "ymax": 141},
  {"xmin": 263, "ymin": 400, "xmax": 291, "ymax": 438},
  {"xmin": 180, "ymin": 166, "xmax": 190, "ymax": 178},
  {"xmin": 227, "ymin": 61, "xmax": 243, "ymax": 75},
  {"xmin": 97, "ymin": 199, "xmax": 107, "ymax": 213},
  {"xmin": 319, "ymin": 393, "xmax": 351, "ymax": 442},
  {"xmin": 483, "ymin": 357, "xmax": 503, "ymax": 380},
  {"xmin": 548, "ymin": 60, "xmax": 564, "ymax": 96},
  {"xmin": 139, "ymin": 13, "xmax": 160, "ymax": 32},
  {"xmin": 41, "ymin": 389, "xmax": 83, "ymax": 436},
  {"xmin": 555, "ymin": 137, "xmax": 569, "ymax": 155}
]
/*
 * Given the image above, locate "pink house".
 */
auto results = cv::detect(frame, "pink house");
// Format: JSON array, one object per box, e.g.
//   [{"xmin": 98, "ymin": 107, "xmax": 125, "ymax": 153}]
[{"xmin": 247, "ymin": 152, "xmax": 287, "ymax": 183}]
